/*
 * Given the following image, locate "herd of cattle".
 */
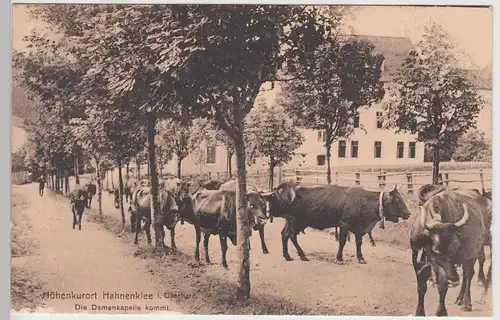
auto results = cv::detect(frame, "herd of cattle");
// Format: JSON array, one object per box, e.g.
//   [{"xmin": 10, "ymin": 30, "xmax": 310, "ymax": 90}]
[{"xmin": 67, "ymin": 176, "xmax": 493, "ymax": 317}]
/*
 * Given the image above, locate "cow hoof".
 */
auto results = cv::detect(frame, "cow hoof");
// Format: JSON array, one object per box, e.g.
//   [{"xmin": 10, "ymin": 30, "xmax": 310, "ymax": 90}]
[
  {"xmin": 455, "ymin": 297, "xmax": 463, "ymax": 305},
  {"xmin": 435, "ymin": 309, "xmax": 448, "ymax": 317},
  {"xmin": 134, "ymin": 240, "xmax": 138, "ymax": 245},
  {"xmin": 222, "ymin": 263, "xmax": 229, "ymax": 269},
  {"xmin": 478, "ymin": 275, "xmax": 486, "ymax": 284},
  {"xmin": 300, "ymin": 256, "xmax": 309, "ymax": 261},
  {"xmin": 262, "ymin": 249, "xmax": 269, "ymax": 254},
  {"xmin": 461, "ymin": 305, "xmax": 472, "ymax": 312},
  {"xmin": 358, "ymin": 258, "xmax": 367, "ymax": 264},
  {"xmin": 371, "ymin": 243, "xmax": 376, "ymax": 247},
  {"xmin": 284, "ymin": 256, "xmax": 294, "ymax": 261}
]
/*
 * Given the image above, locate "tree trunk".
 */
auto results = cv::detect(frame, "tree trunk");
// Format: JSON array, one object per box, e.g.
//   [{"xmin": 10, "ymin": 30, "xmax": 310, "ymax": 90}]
[
  {"xmin": 269, "ymin": 157, "xmax": 275, "ymax": 191},
  {"xmin": 177, "ymin": 158, "xmax": 182, "ymax": 179},
  {"xmin": 146, "ymin": 113, "xmax": 162, "ymax": 248},
  {"xmin": 147, "ymin": 158, "xmax": 150, "ymax": 179},
  {"xmin": 227, "ymin": 151, "xmax": 233, "ymax": 178},
  {"xmin": 105, "ymin": 170, "xmax": 109, "ymax": 190},
  {"xmin": 65, "ymin": 170, "xmax": 69, "ymax": 195},
  {"xmin": 111, "ymin": 169, "xmax": 115, "ymax": 190},
  {"xmin": 126, "ymin": 163, "xmax": 130, "ymax": 180},
  {"xmin": 94, "ymin": 156, "xmax": 103, "ymax": 217},
  {"xmin": 326, "ymin": 143, "xmax": 332, "ymax": 185},
  {"xmin": 117, "ymin": 158, "xmax": 125, "ymax": 231},
  {"xmin": 56, "ymin": 169, "xmax": 60, "ymax": 194},
  {"xmin": 74, "ymin": 153, "xmax": 80, "ymax": 186},
  {"xmin": 432, "ymin": 145, "xmax": 440, "ymax": 185},
  {"xmin": 234, "ymin": 133, "xmax": 251, "ymax": 299},
  {"xmin": 136, "ymin": 160, "xmax": 141, "ymax": 180}
]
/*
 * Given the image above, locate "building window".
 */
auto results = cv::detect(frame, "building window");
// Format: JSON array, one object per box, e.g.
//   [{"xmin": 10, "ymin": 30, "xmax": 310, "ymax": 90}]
[
  {"xmin": 206, "ymin": 146, "xmax": 216, "ymax": 164},
  {"xmin": 351, "ymin": 141, "xmax": 359, "ymax": 158},
  {"xmin": 338, "ymin": 140, "xmax": 346, "ymax": 158},
  {"xmin": 376, "ymin": 111, "xmax": 383, "ymax": 129},
  {"xmin": 374, "ymin": 141, "xmax": 382, "ymax": 158},
  {"xmin": 317, "ymin": 155, "xmax": 326, "ymax": 166},
  {"xmin": 409, "ymin": 142, "xmax": 416, "ymax": 159},
  {"xmin": 397, "ymin": 141, "xmax": 404, "ymax": 159},
  {"xmin": 317, "ymin": 131, "xmax": 326, "ymax": 142},
  {"xmin": 353, "ymin": 114, "xmax": 360, "ymax": 128}
]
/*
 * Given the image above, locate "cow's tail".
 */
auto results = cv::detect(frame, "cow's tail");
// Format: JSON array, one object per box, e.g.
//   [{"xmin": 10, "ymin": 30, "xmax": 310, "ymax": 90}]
[{"xmin": 484, "ymin": 244, "xmax": 492, "ymax": 294}]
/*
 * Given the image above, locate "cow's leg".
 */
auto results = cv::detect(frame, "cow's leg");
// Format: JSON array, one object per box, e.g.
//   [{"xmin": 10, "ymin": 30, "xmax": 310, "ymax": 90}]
[
  {"xmin": 170, "ymin": 227, "xmax": 177, "ymax": 250},
  {"xmin": 336, "ymin": 225, "xmax": 350, "ymax": 263},
  {"xmin": 145, "ymin": 218, "xmax": 152, "ymax": 245},
  {"xmin": 355, "ymin": 232, "xmax": 367, "ymax": 264},
  {"xmin": 258, "ymin": 226, "xmax": 269, "ymax": 254},
  {"xmin": 78, "ymin": 211, "xmax": 83, "ymax": 231},
  {"xmin": 134, "ymin": 215, "xmax": 141, "ymax": 245},
  {"xmin": 194, "ymin": 226, "xmax": 201, "ymax": 262},
  {"xmin": 219, "ymin": 234, "xmax": 229, "ymax": 269},
  {"xmin": 412, "ymin": 248, "xmax": 430, "ymax": 316},
  {"xmin": 130, "ymin": 213, "xmax": 136, "ymax": 233},
  {"xmin": 435, "ymin": 281, "xmax": 449, "ymax": 317},
  {"xmin": 460, "ymin": 260, "xmax": 475, "ymax": 312},
  {"xmin": 281, "ymin": 223, "xmax": 293, "ymax": 261},
  {"xmin": 455, "ymin": 266, "xmax": 466, "ymax": 305},
  {"xmin": 368, "ymin": 232, "xmax": 376, "ymax": 247},
  {"xmin": 72, "ymin": 207, "xmax": 77, "ymax": 230},
  {"xmin": 477, "ymin": 247, "xmax": 486, "ymax": 283},
  {"xmin": 334, "ymin": 227, "xmax": 339, "ymax": 242},
  {"xmin": 289, "ymin": 231, "xmax": 308, "ymax": 261},
  {"xmin": 203, "ymin": 233, "xmax": 211, "ymax": 264}
]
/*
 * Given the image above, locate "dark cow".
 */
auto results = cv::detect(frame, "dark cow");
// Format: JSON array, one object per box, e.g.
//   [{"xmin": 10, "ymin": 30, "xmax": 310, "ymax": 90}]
[
  {"xmin": 410, "ymin": 185, "xmax": 492, "ymax": 316},
  {"xmin": 129, "ymin": 186, "xmax": 179, "ymax": 246},
  {"xmin": 178, "ymin": 186, "xmax": 268, "ymax": 268},
  {"xmin": 477, "ymin": 189, "xmax": 492, "ymax": 285},
  {"xmin": 218, "ymin": 179, "xmax": 270, "ymax": 254},
  {"xmin": 262, "ymin": 182, "xmax": 410, "ymax": 263},
  {"xmin": 69, "ymin": 188, "xmax": 89, "ymax": 231},
  {"xmin": 84, "ymin": 182, "xmax": 97, "ymax": 209}
]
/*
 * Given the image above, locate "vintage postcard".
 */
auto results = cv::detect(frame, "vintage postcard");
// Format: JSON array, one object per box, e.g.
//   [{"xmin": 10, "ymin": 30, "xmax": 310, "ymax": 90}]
[{"xmin": 11, "ymin": 4, "xmax": 492, "ymax": 317}]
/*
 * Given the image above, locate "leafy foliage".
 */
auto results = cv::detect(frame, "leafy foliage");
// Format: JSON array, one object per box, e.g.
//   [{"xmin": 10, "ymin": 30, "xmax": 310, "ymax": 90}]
[
  {"xmin": 279, "ymin": 37, "xmax": 384, "ymax": 183},
  {"xmin": 383, "ymin": 23, "xmax": 483, "ymax": 182},
  {"xmin": 247, "ymin": 99, "xmax": 304, "ymax": 169},
  {"xmin": 452, "ymin": 130, "xmax": 492, "ymax": 162}
]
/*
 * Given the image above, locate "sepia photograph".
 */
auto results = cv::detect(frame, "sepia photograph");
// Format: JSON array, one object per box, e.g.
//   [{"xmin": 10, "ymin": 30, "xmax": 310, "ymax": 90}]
[{"xmin": 10, "ymin": 4, "xmax": 492, "ymax": 317}]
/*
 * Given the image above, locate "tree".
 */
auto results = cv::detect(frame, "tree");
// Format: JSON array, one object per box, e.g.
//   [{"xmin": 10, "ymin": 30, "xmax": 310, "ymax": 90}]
[
  {"xmin": 247, "ymin": 100, "xmax": 304, "ymax": 190},
  {"xmin": 11, "ymin": 149, "xmax": 27, "ymax": 172},
  {"xmin": 157, "ymin": 119, "xmax": 197, "ymax": 178},
  {"xmin": 384, "ymin": 23, "xmax": 483, "ymax": 184},
  {"xmin": 452, "ymin": 129, "xmax": 492, "ymax": 162},
  {"xmin": 279, "ymin": 37, "xmax": 384, "ymax": 184}
]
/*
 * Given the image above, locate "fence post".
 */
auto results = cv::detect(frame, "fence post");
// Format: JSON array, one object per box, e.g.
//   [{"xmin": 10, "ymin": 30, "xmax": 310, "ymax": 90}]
[
  {"xmin": 295, "ymin": 169, "xmax": 301, "ymax": 183},
  {"xmin": 355, "ymin": 171, "xmax": 360, "ymax": 186},
  {"xmin": 406, "ymin": 172, "xmax": 413, "ymax": 196},
  {"xmin": 208, "ymin": 172, "xmax": 212, "ymax": 180},
  {"xmin": 480, "ymin": 169, "xmax": 485, "ymax": 193},
  {"xmin": 444, "ymin": 173, "xmax": 450, "ymax": 187},
  {"xmin": 439, "ymin": 173, "xmax": 444, "ymax": 186},
  {"xmin": 378, "ymin": 170, "xmax": 386, "ymax": 189}
]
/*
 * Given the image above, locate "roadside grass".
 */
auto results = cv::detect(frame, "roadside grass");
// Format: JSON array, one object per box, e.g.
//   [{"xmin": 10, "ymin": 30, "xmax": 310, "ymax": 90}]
[
  {"xmin": 84, "ymin": 198, "xmax": 315, "ymax": 315},
  {"xmin": 11, "ymin": 187, "xmax": 44, "ymax": 312}
]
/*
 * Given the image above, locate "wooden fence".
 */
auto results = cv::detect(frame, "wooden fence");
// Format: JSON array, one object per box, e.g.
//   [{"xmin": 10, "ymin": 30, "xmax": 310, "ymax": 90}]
[
  {"xmin": 282, "ymin": 168, "xmax": 492, "ymax": 197},
  {"xmin": 180, "ymin": 167, "xmax": 492, "ymax": 197}
]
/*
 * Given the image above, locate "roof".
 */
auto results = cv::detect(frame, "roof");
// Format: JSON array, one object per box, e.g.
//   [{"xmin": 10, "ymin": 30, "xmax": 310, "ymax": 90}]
[{"xmin": 341, "ymin": 35, "xmax": 414, "ymax": 82}]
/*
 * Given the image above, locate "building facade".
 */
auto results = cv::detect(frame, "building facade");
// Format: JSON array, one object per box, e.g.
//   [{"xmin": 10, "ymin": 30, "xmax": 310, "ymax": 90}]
[{"xmin": 160, "ymin": 35, "xmax": 491, "ymax": 176}]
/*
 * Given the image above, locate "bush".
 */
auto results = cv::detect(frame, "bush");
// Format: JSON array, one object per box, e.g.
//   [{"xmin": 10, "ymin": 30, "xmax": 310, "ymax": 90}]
[{"xmin": 452, "ymin": 130, "xmax": 492, "ymax": 162}]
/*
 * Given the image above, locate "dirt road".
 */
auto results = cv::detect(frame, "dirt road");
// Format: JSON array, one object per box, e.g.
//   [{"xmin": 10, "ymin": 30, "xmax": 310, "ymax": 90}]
[
  {"xmin": 11, "ymin": 184, "xmax": 183, "ymax": 314},
  {"xmin": 12, "ymin": 182, "xmax": 492, "ymax": 316}
]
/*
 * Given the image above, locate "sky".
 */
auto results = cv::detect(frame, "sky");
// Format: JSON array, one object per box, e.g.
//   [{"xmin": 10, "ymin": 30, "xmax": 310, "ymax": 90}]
[{"xmin": 12, "ymin": 4, "xmax": 493, "ymax": 69}]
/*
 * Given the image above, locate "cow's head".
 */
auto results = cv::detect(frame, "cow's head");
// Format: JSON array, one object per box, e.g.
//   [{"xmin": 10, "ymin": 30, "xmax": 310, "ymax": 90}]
[
  {"xmin": 382, "ymin": 185, "xmax": 411, "ymax": 223},
  {"xmin": 420, "ymin": 203, "xmax": 470, "ymax": 288},
  {"xmin": 261, "ymin": 182, "xmax": 300, "ymax": 219},
  {"xmin": 246, "ymin": 192, "xmax": 268, "ymax": 230}
]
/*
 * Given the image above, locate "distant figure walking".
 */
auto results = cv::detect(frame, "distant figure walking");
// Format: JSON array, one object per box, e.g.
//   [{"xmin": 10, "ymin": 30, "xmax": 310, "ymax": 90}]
[{"xmin": 37, "ymin": 176, "xmax": 45, "ymax": 196}]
